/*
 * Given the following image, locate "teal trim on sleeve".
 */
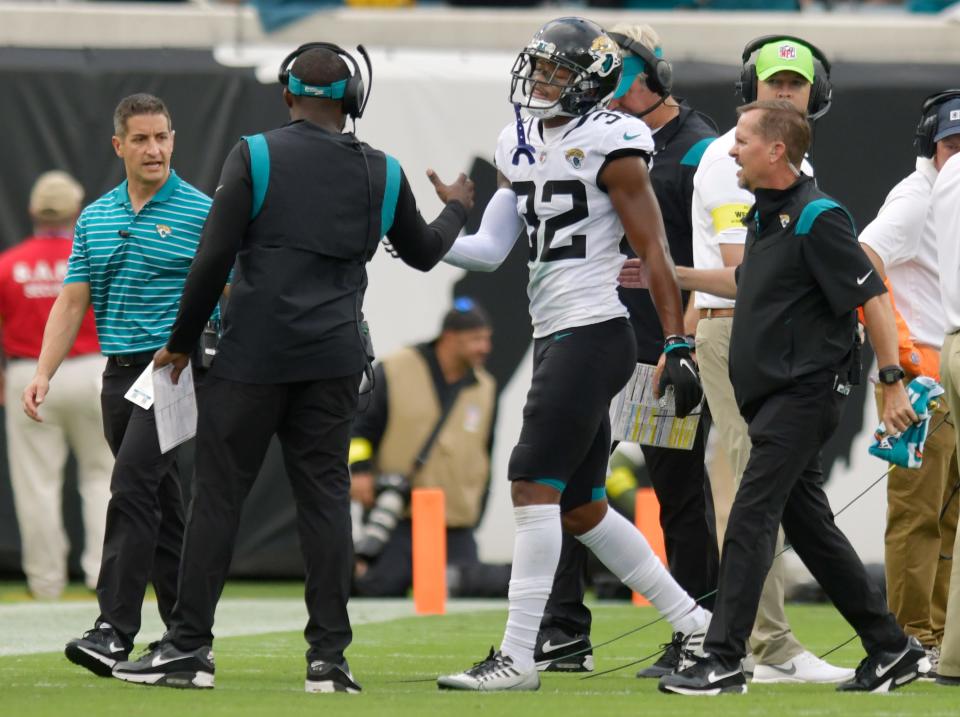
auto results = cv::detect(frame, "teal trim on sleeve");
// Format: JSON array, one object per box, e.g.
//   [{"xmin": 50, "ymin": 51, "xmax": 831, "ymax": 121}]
[
  {"xmin": 795, "ymin": 198, "xmax": 856, "ymax": 236},
  {"xmin": 532, "ymin": 478, "xmax": 566, "ymax": 493},
  {"xmin": 680, "ymin": 137, "xmax": 716, "ymax": 167},
  {"xmin": 381, "ymin": 154, "xmax": 401, "ymax": 237},
  {"xmin": 243, "ymin": 134, "xmax": 269, "ymax": 220},
  {"xmin": 591, "ymin": 487, "xmax": 607, "ymax": 502}
]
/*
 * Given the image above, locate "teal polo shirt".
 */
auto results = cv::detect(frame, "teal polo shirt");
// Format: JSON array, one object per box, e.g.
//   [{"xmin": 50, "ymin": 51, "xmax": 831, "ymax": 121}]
[{"xmin": 64, "ymin": 170, "xmax": 213, "ymax": 355}]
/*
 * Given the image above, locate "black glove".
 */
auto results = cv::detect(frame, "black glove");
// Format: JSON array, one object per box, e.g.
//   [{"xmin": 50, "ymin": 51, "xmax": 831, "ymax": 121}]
[{"xmin": 658, "ymin": 335, "xmax": 703, "ymax": 418}]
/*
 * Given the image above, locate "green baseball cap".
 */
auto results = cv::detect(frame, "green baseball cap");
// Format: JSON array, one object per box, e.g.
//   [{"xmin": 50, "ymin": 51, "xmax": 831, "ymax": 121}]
[{"xmin": 755, "ymin": 40, "xmax": 815, "ymax": 84}]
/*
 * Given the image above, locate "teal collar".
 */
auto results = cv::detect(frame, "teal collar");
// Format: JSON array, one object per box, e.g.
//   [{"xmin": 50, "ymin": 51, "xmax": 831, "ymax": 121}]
[{"xmin": 113, "ymin": 169, "xmax": 181, "ymax": 208}]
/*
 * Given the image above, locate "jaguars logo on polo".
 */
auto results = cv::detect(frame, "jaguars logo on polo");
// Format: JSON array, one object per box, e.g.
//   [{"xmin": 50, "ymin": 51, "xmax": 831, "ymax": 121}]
[
  {"xmin": 156, "ymin": 224, "xmax": 172, "ymax": 239},
  {"xmin": 779, "ymin": 44, "xmax": 797, "ymax": 60},
  {"xmin": 588, "ymin": 35, "xmax": 622, "ymax": 78},
  {"xmin": 565, "ymin": 148, "xmax": 585, "ymax": 169}
]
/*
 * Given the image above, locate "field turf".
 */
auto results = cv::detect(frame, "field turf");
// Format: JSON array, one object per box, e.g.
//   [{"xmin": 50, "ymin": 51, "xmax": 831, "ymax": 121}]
[{"xmin": 1, "ymin": 586, "xmax": 957, "ymax": 716}]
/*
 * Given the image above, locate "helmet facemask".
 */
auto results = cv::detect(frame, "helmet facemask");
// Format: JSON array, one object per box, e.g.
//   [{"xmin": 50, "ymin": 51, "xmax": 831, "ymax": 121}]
[
  {"xmin": 509, "ymin": 24, "xmax": 622, "ymax": 120},
  {"xmin": 511, "ymin": 52, "xmax": 590, "ymax": 119}
]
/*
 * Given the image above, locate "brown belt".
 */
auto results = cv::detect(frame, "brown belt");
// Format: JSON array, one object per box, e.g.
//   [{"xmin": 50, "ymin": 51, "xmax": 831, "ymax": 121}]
[{"xmin": 699, "ymin": 308, "xmax": 735, "ymax": 319}]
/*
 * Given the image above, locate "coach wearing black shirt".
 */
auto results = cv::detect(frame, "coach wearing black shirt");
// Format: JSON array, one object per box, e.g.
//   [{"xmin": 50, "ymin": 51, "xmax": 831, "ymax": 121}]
[
  {"xmin": 536, "ymin": 23, "xmax": 720, "ymax": 676},
  {"xmin": 660, "ymin": 100, "xmax": 923, "ymax": 695},
  {"xmin": 112, "ymin": 44, "xmax": 474, "ymax": 693}
]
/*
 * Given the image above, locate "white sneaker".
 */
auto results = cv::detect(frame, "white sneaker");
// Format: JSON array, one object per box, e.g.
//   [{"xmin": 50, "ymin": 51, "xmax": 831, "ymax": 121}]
[
  {"xmin": 918, "ymin": 645, "xmax": 940, "ymax": 681},
  {"xmin": 438, "ymin": 648, "xmax": 540, "ymax": 692},
  {"xmin": 752, "ymin": 650, "xmax": 855, "ymax": 684}
]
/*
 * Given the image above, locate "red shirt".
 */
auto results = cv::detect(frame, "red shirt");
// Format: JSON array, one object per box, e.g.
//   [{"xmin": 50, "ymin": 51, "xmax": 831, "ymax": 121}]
[{"xmin": 0, "ymin": 234, "xmax": 100, "ymax": 358}]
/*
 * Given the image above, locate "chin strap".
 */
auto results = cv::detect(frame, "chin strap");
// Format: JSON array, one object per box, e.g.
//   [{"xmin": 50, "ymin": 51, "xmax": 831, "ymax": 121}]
[{"xmin": 511, "ymin": 103, "xmax": 536, "ymax": 166}]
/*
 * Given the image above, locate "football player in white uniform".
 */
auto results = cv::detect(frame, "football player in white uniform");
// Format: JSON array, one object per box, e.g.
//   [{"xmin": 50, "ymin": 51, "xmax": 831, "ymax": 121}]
[{"xmin": 433, "ymin": 17, "xmax": 707, "ymax": 692}]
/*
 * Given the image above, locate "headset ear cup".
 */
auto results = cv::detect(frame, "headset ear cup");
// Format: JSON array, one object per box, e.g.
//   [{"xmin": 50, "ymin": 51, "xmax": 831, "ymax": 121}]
[
  {"xmin": 738, "ymin": 63, "xmax": 756, "ymax": 104},
  {"xmin": 656, "ymin": 60, "xmax": 673, "ymax": 97},
  {"xmin": 916, "ymin": 116, "xmax": 936, "ymax": 158}
]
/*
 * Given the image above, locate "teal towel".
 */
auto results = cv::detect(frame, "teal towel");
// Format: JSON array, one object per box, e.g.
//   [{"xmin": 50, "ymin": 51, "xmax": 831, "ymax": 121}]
[{"xmin": 869, "ymin": 376, "xmax": 944, "ymax": 469}]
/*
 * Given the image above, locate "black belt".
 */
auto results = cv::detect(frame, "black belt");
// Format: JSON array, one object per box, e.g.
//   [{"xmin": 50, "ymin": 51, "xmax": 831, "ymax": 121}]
[{"xmin": 108, "ymin": 351, "xmax": 157, "ymax": 368}]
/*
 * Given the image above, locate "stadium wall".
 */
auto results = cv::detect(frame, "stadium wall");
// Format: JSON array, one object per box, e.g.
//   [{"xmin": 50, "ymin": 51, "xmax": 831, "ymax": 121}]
[{"xmin": 0, "ymin": 7, "xmax": 957, "ymax": 580}]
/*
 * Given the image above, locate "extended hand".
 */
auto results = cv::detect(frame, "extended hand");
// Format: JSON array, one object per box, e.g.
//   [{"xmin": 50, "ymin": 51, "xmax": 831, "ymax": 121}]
[
  {"xmin": 656, "ymin": 345, "xmax": 703, "ymax": 418},
  {"xmin": 881, "ymin": 382, "xmax": 919, "ymax": 434},
  {"xmin": 153, "ymin": 348, "xmax": 191, "ymax": 385},
  {"xmin": 619, "ymin": 257, "xmax": 650, "ymax": 289},
  {"xmin": 426, "ymin": 169, "xmax": 475, "ymax": 213}
]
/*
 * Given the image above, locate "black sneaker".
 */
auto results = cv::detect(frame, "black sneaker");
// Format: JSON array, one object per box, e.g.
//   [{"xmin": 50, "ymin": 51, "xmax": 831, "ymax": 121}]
[
  {"xmin": 305, "ymin": 659, "xmax": 362, "ymax": 694},
  {"xmin": 65, "ymin": 622, "xmax": 130, "ymax": 677},
  {"xmin": 533, "ymin": 627, "xmax": 593, "ymax": 672},
  {"xmin": 637, "ymin": 632, "xmax": 683, "ymax": 678},
  {"xmin": 836, "ymin": 636, "xmax": 924, "ymax": 693},
  {"xmin": 112, "ymin": 641, "xmax": 215, "ymax": 689},
  {"xmin": 658, "ymin": 654, "xmax": 747, "ymax": 696}
]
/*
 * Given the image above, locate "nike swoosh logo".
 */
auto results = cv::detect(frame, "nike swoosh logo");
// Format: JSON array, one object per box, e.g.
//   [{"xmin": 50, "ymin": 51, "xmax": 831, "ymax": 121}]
[
  {"xmin": 857, "ymin": 270, "xmax": 873, "ymax": 285},
  {"xmin": 541, "ymin": 638, "xmax": 580, "ymax": 653},
  {"xmin": 874, "ymin": 656, "xmax": 902, "ymax": 678},
  {"xmin": 679, "ymin": 358, "xmax": 698, "ymax": 379},
  {"xmin": 708, "ymin": 669, "xmax": 741, "ymax": 682},
  {"xmin": 623, "ymin": 132, "xmax": 643, "ymax": 141},
  {"xmin": 152, "ymin": 653, "xmax": 191, "ymax": 668},
  {"xmin": 108, "ymin": 641, "xmax": 125, "ymax": 654},
  {"xmin": 766, "ymin": 663, "xmax": 797, "ymax": 675},
  {"xmin": 554, "ymin": 332, "xmax": 573, "ymax": 342}
]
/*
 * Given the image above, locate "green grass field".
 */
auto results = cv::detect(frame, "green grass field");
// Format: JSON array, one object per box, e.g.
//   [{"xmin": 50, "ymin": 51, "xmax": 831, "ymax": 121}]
[{"xmin": 2, "ymin": 585, "xmax": 958, "ymax": 717}]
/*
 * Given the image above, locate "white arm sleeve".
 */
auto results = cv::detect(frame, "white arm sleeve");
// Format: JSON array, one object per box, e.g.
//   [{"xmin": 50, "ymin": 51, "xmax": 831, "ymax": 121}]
[{"xmin": 442, "ymin": 188, "xmax": 523, "ymax": 272}]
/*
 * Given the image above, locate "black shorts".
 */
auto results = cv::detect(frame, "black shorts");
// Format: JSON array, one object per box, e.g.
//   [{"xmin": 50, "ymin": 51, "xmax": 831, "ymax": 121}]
[{"xmin": 508, "ymin": 317, "xmax": 636, "ymax": 512}]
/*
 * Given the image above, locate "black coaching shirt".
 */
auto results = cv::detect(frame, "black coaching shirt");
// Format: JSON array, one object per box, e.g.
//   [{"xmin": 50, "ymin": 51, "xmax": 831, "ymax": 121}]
[
  {"xmin": 167, "ymin": 120, "xmax": 467, "ymax": 383},
  {"xmin": 617, "ymin": 104, "xmax": 718, "ymax": 363},
  {"xmin": 729, "ymin": 174, "xmax": 886, "ymax": 411}
]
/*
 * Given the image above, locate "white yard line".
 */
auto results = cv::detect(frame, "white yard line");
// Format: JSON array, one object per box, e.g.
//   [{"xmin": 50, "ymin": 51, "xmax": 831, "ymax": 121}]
[{"xmin": 0, "ymin": 598, "xmax": 504, "ymax": 657}]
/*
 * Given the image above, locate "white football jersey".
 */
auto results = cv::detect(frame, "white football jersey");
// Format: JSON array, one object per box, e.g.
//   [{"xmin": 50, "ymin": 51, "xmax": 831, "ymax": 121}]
[{"xmin": 495, "ymin": 109, "xmax": 655, "ymax": 338}]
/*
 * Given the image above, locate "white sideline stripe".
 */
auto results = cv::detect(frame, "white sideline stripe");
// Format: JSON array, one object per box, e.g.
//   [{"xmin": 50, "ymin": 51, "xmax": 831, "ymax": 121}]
[{"xmin": 0, "ymin": 598, "xmax": 504, "ymax": 657}]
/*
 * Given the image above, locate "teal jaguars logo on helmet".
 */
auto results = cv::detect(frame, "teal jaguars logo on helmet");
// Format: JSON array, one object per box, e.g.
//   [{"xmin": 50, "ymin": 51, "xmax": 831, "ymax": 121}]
[{"xmin": 588, "ymin": 35, "xmax": 622, "ymax": 78}]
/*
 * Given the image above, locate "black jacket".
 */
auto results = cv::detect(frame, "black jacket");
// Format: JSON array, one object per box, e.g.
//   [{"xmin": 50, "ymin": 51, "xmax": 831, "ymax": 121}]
[
  {"xmin": 729, "ymin": 175, "xmax": 886, "ymax": 411},
  {"xmin": 167, "ymin": 120, "xmax": 466, "ymax": 383}
]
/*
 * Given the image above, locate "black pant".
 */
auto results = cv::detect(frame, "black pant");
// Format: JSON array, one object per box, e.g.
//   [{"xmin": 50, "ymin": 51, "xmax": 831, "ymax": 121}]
[
  {"xmin": 541, "ymin": 416, "xmax": 718, "ymax": 635},
  {"xmin": 704, "ymin": 376, "xmax": 905, "ymax": 666},
  {"xmin": 353, "ymin": 520, "xmax": 478, "ymax": 597},
  {"xmin": 96, "ymin": 360, "xmax": 187, "ymax": 647},
  {"xmin": 168, "ymin": 373, "xmax": 361, "ymax": 663}
]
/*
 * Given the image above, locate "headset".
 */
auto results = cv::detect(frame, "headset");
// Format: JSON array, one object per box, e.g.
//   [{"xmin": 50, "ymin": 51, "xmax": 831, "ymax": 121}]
[
  {"xmin": 608, "ymin": 32, "xmax": 674, "ymax": 98},
  {"xmin": 278, "ymin": 42, "xmax": 372, "ymax": 120},
  {"xmin": 915, "ymin": 89, "xmax": 960, "ymax": 158},
  {"xmin": 737, "ymin": 35, "xmax": 833, "ymax": 121}
]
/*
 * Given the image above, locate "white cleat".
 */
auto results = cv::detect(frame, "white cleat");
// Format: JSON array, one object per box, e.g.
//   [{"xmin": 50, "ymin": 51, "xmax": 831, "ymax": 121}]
[
  {"xmin": 438, "ymin": 648, "xmax": 540, "ymax": 692},
  {"xmin": 677, "ymin": 611, "xmax": 711, "ymax": 672},
  {"xmin": 752, "ymin": 650, "xmax": 855, "ymax": 684}
]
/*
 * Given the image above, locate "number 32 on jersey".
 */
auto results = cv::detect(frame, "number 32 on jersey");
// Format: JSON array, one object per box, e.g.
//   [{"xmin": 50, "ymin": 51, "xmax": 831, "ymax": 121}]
[{"xmin": 512, "ymin": 179, "xmax": 588, "ymax": 263}]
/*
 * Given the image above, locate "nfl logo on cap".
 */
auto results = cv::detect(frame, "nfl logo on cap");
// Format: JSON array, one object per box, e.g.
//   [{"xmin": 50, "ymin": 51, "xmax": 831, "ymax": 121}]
[
  {"xmin": 952, "ymin": 110, "xmax": 960, "ymax": 121},
  {"xmin": 779, "ymin": 44, "xmax": 797, "ymax": 60}
]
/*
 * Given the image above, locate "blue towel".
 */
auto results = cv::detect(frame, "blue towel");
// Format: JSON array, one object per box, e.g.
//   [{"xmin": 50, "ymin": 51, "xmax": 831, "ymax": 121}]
[{"xmin": 869, "ymin": 376, "xmax": 944, "ymax": 469}]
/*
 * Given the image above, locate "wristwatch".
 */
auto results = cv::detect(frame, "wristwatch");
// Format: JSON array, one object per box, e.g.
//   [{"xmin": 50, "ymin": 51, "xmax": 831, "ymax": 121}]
[{"xmin": 877, "ymin": 365, "xmax": 905, "ymax": 385}]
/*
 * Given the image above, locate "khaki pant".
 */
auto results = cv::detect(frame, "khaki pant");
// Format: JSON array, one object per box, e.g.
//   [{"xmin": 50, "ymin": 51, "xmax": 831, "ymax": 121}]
[
  {"xmin": 876, "ymin": 382, "xmax": 958, "ymax": 647},
  {"xmin": 5, "ymin": 355, "xmax": 113, "ymax": 598},
  {"xmin": 939, "ymin": 332, "xmax": 960, "ymax": 677},
  {"xmin": 696, "ymin": 316, "xmax": 804, "ymax": 664}
]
